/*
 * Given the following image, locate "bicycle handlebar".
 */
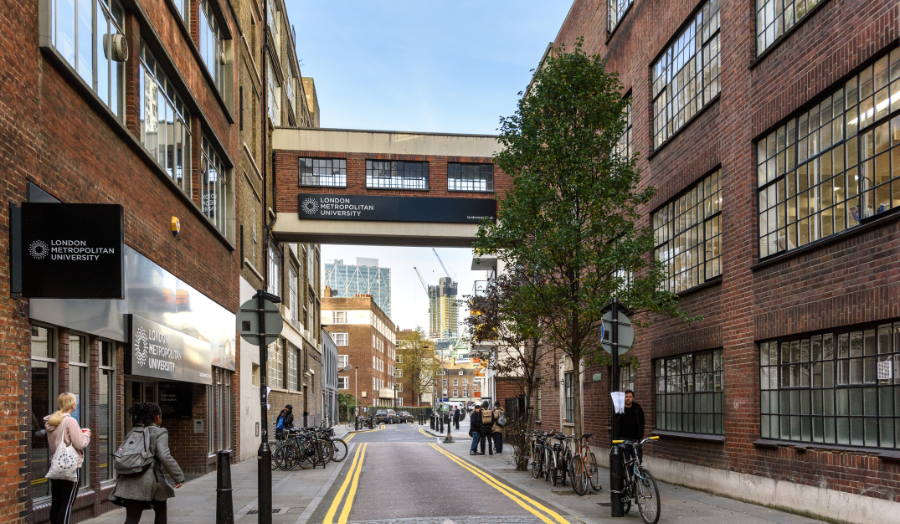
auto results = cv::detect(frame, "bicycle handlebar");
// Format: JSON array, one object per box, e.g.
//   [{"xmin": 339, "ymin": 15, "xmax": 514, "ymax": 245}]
[{"xmin": 611, "ymin": 436, "xmax": 660, "ymax": 445}]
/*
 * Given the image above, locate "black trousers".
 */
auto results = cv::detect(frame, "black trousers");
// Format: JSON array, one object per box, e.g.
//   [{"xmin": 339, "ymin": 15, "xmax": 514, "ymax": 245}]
[
  {"xmin": 124, "ymin": 498, "xmax": 168, "ymax": 524},
  {"xmin": 49, "ymin": 468, "xmax": 80, "ymax": 524},
  {"xmin": 480, "ymin": 429, "xmax": 493, "ymax": 454},
  {"xmin": 454, "ymin": 419, "xmax": 460, "ymax": 430}
]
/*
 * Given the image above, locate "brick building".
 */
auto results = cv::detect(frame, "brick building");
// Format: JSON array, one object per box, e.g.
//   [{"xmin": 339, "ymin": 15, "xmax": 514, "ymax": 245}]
[
  {"xmin": 322, "ymin": 291, "xmax": 398, "ymax": 409},
  {"xmin": 530, "ymin": 0, "xmax": 900, "ymax": 520}
]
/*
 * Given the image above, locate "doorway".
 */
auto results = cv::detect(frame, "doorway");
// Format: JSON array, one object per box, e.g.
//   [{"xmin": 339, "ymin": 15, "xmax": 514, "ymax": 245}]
[{"xmin": 124, "ymin": 378, "xmax": 158, "ymax": 433}]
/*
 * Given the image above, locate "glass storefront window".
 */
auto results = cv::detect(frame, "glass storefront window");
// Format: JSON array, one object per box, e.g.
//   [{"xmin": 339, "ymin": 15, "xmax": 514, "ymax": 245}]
[
  {"xmin": 99, "ymin": 341, "xmax": 115, "ymax": 481},
  {"xmin": 69, "ymin": 335, "xmax": 89, "ymax": 486},
  {"xmin": 31, "ymin": 326, "xmax": 57, "ymax": 500}
]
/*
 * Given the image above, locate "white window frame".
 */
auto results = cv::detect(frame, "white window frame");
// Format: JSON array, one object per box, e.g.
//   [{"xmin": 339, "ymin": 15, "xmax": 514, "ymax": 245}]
[{"xmin": 333, "ymin": 333, "xmax": 348, "ymax": 346}]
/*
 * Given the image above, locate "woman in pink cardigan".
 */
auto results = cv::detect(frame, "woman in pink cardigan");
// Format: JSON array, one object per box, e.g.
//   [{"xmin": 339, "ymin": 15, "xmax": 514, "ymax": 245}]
[{"xmin": 44, "ymin": 392, "xmax": 91, "ymax": 524}]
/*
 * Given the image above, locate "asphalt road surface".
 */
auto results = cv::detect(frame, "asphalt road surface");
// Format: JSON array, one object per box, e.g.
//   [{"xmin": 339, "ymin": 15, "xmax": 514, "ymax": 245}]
[{"xmin": 308, "ymin": 422, "xmax": 573, "ymax": 524}]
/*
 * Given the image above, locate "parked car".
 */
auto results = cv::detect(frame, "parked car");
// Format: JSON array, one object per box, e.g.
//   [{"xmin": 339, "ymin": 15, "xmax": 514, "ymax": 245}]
[
  {"xmin": 398, "ymin": 411, "xmax": 414, "ymax": 423},
  {"xmin": 375, "ymin": 409, "xmax": 400, "ymax": 424}
]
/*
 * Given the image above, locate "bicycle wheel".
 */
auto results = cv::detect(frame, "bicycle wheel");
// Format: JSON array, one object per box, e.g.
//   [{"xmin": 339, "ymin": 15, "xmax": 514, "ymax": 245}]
[
  {"xmin": 330, "ymin": 439, "xmax": 349, "ymax": 462},
  {"xmin": 318, "ymin": 440, "xmax": 333, "ymax": 466},
  {"xmin": 549, "ymin": 450, "xmax": 558, "ymax": 486},
  {"xmin": 297, "ymin": 441, "xmax": 315, "ymax": 469},
  {"xmin": 543, "ymin": 447, "xmax": 553, "ymax": 482},
  {"xmin": 588, "ymin": 452, "xmax": 602, "ymax": 492},
  {"xmin": 272, "ymin": 443, "xmax": 286, "ymax": 470},
  {"xmin": 531, "ymin": 446, "xmax": 543, "ymax": 479},
  {"xmin": 560, "ymin": 450, "xmax": 571, "ymax": 486},
  {"xmin": 570, "ymin": 454, "xmax": 587, "ymax": 495},
  {"xmin": 635, "ymin": 467, "xmax": 660, "ymax": 524}
]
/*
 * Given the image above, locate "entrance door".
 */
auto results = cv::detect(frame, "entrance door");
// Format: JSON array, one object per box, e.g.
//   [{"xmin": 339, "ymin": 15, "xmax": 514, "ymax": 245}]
[{"xmin": 124, "ymin": 379, "xmax": 158, "ymax": 433}]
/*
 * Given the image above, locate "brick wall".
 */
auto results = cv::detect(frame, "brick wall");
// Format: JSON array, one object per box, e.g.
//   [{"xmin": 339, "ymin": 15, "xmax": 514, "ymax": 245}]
[{"xmin": 549, "ymin": 0, "xmax": 900, "ymax": 506}]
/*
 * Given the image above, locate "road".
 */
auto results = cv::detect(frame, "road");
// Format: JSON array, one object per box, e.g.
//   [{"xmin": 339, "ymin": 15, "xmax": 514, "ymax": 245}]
[{"xmin": 308, "ymin": 422, "xmax": 573, "ymax": 524}]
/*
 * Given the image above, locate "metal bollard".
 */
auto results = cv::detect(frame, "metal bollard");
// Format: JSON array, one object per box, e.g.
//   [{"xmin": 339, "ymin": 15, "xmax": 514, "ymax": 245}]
[
  {"xmin": 439, "ymin": 414, "xmax": 444, "ymax": 433},
  {"xmin": 355, "ymin": 415, "xmax": 359, "ymax": 431},
  {"xmin": 431, "ymin": 414, "xmax": 435, "ymax": 430},
  {"xmin": 216, "ymin": 450, "xmax": 234, "ymax": 524},
  {"xmin": 609, "ymin": 444, "xmax": 625, "ymax": 517}
]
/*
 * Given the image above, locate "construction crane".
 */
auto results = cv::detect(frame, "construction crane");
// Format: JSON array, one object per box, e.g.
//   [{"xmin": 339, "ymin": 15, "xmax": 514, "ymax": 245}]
[
  {"xmin": 432, "ymin": 248, "xmax": 456, "ymax": 279},
  {"xmin": 413, "ymin": 267, "xmax": 431, "ymax": 300}
]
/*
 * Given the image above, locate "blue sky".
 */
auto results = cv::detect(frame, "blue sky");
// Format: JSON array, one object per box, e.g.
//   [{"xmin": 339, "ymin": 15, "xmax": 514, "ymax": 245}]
[{"xmin": 284, "ymin": 1, "xmax": 573, "ymax": 331}]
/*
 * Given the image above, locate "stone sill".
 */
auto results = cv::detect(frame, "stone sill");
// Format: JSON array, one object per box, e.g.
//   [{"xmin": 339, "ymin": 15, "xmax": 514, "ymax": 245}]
[
  {"xmin": 651, "ymin": 429, "xmax": 725, "ymax": 443},
  {"xmin": 753, "ymin": 438, "xmax": 900, "ymax": 461}
]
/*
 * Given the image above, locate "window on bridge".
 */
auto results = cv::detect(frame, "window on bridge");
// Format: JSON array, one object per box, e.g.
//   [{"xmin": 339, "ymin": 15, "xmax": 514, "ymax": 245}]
[
  {"xmin": 448, "ymin": 163, "xmax": 494, "ymax": 192},
  {"xmin": 299, "ymin": 158, "xmax": 347, "ymax": 187},
  {"xmin": 366, "ymin": 160, "xmax": 429, "ymax": 190}
]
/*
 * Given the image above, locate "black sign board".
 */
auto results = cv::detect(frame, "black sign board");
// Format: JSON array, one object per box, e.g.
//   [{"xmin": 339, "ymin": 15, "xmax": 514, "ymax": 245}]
[
  {"xmin": 20, "ymin": 203, "xmax": 124, "ymax": 298},
  {"xmin": 158, "ymin": 382, "xmax": 193, "ymax": 419},
  {"xmin": 298, "ymin": 194, "xmax": 496, "ymax": 224},
  {"xmin": 129, "ymin": 315, "xmax": 212, "ymax": 385}
]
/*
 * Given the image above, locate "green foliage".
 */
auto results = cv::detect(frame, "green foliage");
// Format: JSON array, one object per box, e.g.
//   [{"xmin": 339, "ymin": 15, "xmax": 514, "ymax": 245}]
[
  {"xmin": 475, "ymin": 39, "xmax": 696, "ymax": 437},
  {"xmin": 397, "ymin": 327, "xmax": 442, "ymax": 405}
]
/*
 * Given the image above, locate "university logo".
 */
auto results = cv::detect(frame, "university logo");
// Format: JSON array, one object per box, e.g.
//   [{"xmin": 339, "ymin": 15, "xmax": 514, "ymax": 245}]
[
  {"xmin": 301, "ymin": 198, "xmax": 319, "ymax": 215},
  {"xmin": 134, "ymin": 327, "xmax": 149, "ymax": 367},
  {"xmin": 29, "ymin": 240, "xmax": 48, "ymax": 260}
]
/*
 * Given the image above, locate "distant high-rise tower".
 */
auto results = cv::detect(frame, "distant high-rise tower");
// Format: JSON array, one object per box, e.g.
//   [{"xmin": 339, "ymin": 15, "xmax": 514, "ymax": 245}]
[
  {"xmin": 429, "ymin": 277, "xmax": 458, "ymax": 339},
  {"xmin": 324, "ymin": 258, "xmax": 392, "ymax": 318}
]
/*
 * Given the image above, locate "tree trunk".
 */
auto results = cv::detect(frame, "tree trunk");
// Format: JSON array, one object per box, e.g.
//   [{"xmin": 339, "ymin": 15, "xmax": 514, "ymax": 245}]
[{"xmin": 573, "ymin": 358, "xmax": 583, "ymax": 441}]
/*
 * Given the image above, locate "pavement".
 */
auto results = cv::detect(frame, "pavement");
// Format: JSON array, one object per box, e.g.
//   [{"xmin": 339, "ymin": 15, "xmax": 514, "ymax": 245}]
[{"xmin": 79, "ymin": 423, "xmax": 830, "ymax": 524}]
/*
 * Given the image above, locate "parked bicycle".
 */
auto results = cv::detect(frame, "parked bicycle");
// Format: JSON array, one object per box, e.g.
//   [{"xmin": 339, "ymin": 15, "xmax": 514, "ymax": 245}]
[
  {"xmin": 611, "ymin": 436, "xmax": 660, "ymax": 524},
  {"xmin": 570, "ymin": 433, "xmax": 601, "ymax": 495}
]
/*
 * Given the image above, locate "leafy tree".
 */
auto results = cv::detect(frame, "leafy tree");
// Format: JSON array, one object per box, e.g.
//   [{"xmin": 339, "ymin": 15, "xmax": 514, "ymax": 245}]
[
  {"xmin": 397, "ymin": 327, "xmax": 442, "ymax": 406},
  {"xmin": 474, "ymin": 39, "xmax": 694, "ymax": 440},
  {"xmin": 337, "ymin": 392, "xmax": 358, "ymax": 422}
]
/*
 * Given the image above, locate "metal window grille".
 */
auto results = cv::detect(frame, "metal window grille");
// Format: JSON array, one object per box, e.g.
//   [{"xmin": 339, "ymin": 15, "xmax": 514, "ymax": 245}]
[
  {"xmin": 299, "ymin": 158, "xmax": 347, "ymax": 187},
  {"xmin": 366, "ymin": 160, "xmax": 429, "ymax": 190},
  {"xmin": 655, "ymin": 349, "xmax": 724, "ymax": 435},
  {"xmin": 448, "ymin": 163, "xmax": 493, "ymax": 192}
]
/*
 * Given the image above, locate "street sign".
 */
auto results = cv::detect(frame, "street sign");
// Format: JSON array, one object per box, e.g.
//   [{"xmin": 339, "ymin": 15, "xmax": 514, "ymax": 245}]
[
  {"xmin": 600, "ymin": 310, "xmax": 634, "ymax": 354},
  {"xmin": 237, "ymin": 296, "xmax": 283, "ymax": 346}
]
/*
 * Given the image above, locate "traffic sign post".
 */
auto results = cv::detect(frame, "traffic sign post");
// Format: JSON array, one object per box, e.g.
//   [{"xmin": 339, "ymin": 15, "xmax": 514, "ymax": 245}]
[
  {"xmin": 602, "ymin": 297, "xmax": 633, "ymax": 518},
  {"xmin": 237, "ymin": 290, "xmax": 283, "ymax": 524}
]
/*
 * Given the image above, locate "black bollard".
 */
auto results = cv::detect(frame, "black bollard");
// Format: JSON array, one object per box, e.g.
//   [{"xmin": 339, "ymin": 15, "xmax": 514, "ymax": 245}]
[
  {"xmin": 609, "ymin": 444, "xmax": 624, "ymax": 517},
  {"xmin": 439, "ymin": 414, "xmax": 444, "ymax": 433},
  {"xmin": 431, "ymin": 414, "xmax": 435, "ymax": 430},
  {"xmin": 216, "ymin": 450, "xmax": 235, "ymax": 524}
]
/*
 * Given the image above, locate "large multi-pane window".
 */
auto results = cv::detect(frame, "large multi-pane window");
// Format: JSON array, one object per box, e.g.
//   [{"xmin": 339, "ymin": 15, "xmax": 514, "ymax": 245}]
[
  {"xmin": 69, "ymin": 335, "xmax": 89, "ymax": 486},
  {"xmin": 334, "ymin": 312, "xmax": 348, "ymax": 324},
  {"xmin": 608, "ymin": 0, "xmax": 634, "ymax": 33},
  {"xmin": 289, "ymin": 266, "xmax": 299, "ymax": 323},
  {"xmin": 655, "ymin": 350, "xmax": 724, "ymax": 435},
  {"xmin": 616, "ymin": 101, "xmax": 633, "ymax": 159},
  {"xmin": 48, "ymin": 0, "xmax": 125, "ymax": 118},
  {"xmin": 268, "ymin": 338, "xmax": 285, "ymax": 389},
  {"xmin": 448, "ymin": 163, "xmax": 494, "ymax": 192},
  {"xmin": 140, "ymin": 42, "xmax": 191, "ymax": 193},
  {"xmin": 761, "ymin": 323, "xmax": 900, "ymax": 448},
  {"xmin": 756, "ymin": 0, "xmax": 819, "ymax": 55},
  {"xmin": 99, "ymin": 341, "xmax": 115, "ymax": 481},
  {"xmin": 619, "ymin": 365, "xmax": 635, "ymax": 392},
  {"xmin": 199, "ymin": 0, "xmax": 225, "ymax": 93},
  {"xmin": 653, "ymin": 170, "xmax": 722, "ymax": 293},
  {"xmin": 299, "ymin": 158, "xmax": 346, "ymax": 187},
  {"xmin": 333, "ymin": 333, "xmax": 348, "ymax": 346},
  {"xmin": 287, "ymin": 343, "xmax": 298, "ymax": 391},
  {"xmin": 31, "ymin": 326, "xmax": 57, "ymax": 499},
  {"xmin": 652, "ymin": 0, "xmax": 720, "ymax": 150},
  {"xmin": 267, "ymin": 59, "xmax": 281, "ymax": 126},
  {"xmin": 268, "ymin": 244, "xmax": 282, "ymax": 296},
  {"xmin": 564, "ymin": 372, "xmax": 575, "ymax": 422},
  {"xmin": 366, "ymin": 160, "xmax": 429, "ymax": 190},
  {"xmin": 757, "ymin": 50, "xmax": 900, "ymax": 258},
  {"xmin": 201, "ymin": 135, "xmax": 231, "ymax": 237},
  {"xmin": 173, "ymin": 0, "xmax": 190, "ymax": 25}
]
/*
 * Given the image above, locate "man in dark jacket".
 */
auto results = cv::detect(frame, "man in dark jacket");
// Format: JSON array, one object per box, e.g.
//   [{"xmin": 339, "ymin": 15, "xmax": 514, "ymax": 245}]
[
  {"xmin": 453, "ymin": 407, "xmax": 461, "ymax": 430},
  {"xmin": 469, "ymin": 405, "xmax": 483, "ymax": 455},
  {"xmin": 617, "ymin": 390, "xmax": 645, "ymax": 462},
  {"xmin": 276, "ymin": 405, "xmax": 294, "ymax": 439}
]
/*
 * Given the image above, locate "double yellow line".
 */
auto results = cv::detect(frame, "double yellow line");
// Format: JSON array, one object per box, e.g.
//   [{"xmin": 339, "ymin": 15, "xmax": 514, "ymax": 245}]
[
  {"xmin": 429, "ymin": 443, "xmax": 570, "ymax": 524},
  {"xmin": 343, "ymin": 424, "xmax": 384, "ymax": 443},
  {"xmin": 418, "ymin": 427, "xmax": 435, "ymax": 438},
  {"xmin": 324, "ymin": 443, "xmax": 368, "ymax": 524}
]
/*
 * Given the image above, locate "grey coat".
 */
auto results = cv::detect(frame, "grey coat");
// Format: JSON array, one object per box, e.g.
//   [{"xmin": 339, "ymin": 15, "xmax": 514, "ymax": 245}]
[{"xmin": 110, "ymin": 425, "xmax": 185, "ymax": 503}]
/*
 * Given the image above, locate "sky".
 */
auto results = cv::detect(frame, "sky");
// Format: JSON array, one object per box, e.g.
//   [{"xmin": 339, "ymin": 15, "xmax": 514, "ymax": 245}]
[{"xmin": 284, "ymin": 1, "xmax": 574, "ymax": 331}]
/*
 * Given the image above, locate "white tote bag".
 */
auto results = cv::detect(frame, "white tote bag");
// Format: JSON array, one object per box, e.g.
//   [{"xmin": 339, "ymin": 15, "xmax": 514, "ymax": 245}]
[{"xmin": 46, "ymin": 418, "xmax": 79, "ymax": 482}]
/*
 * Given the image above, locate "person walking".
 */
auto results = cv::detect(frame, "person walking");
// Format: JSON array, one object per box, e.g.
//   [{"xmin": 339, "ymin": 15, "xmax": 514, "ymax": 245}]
[
  {"xmin": 480, "ymin": 403, "xmax": 495, "ymax": 455},
  {"xmin": 110, "ymin": 402, "xmax": 185, "ymax": 524},
  {"xmin": 453, "ymin": 406, "xmax": 461, "ymax": 430},
  {"xmin": 616, "ymin": 389, "xmax": 645, "ymax": 462},
  {"xmin": 45, "ymin": 392, "xmax": 91, "ymax": 524},
  {"xmin": 491, "ymin": 401, "xmax": 504, "ymax": 454},
  {"xmin": 469, "ymin": 404, "xmax": 483, "ymax": 455}
]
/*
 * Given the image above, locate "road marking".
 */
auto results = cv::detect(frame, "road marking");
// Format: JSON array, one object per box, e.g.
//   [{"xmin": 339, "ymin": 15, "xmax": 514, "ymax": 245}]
[
  {"xmin": 418, "ymin": 427, "xmax": 435, "ymax": 438},
  {"xmin": 323, "ymin": 443, "xmax": 366, "ymax": 524},
  {"xmin": 429, "ymin": 443, "xmax": 570, "ymax": 524},
  {"xmin": 337, "ymin": 441, "xmax": 368, "ymax": 524}
]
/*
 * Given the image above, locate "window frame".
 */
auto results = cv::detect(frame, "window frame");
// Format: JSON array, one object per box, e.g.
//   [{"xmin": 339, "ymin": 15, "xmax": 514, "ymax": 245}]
[
  {"xmin": 365, "ymin": 160, "xmax": 429, "ymax": 190},
  {"xmin": 564, "ymin": 372, "xmax": 575, "ymax": 423},
  {"xmin": 655, "ymin": 349, "xmax": 725, "ymax": 436},
  {"xmin": 447, "ymin": 163, "xmax": 494, "ymax": 193},
  {"xmin": 201, "ymin": 134, "xmax": 233, "ymax": 239},
  {"xmin": 299, "ymin": 158, "xmax": 347, "ymax": 188},
  {"xmin": 68, "ymin": 334, "xmax": 90, "ymax": 487},
  {"xmin": 333, "ymin": 333, "xmax": 348, "ymax": 346},
  {"xmin": 199, "ymin": 0, "xmax": 226, "ymax": 94},
  {"xmin": 30, "ymin": 325, "xmax": 58, "ymax": 501},
  {"xmin": 98, "ymin": 340, "xmax": 116, "ymax": 482},
  {"xmin": 755, "ymin": 0, "xmax": 824, "ymax": 57},
  {"xmin": 608, "ymin": 0, "xmax": 635, "ymax": 34},
  {"xmin": 338, "ymin": 376, "xmax": 349, "ymax": 390}
]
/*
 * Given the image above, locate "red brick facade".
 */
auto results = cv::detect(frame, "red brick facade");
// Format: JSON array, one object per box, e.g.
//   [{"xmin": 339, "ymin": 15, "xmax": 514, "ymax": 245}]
[{"xmin": 540, "ymin": 0, "xmax": 900, "ymax": 509}]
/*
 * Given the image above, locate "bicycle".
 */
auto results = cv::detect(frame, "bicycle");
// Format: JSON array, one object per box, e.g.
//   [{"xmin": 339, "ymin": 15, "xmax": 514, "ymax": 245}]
[
  {"xmin": 530, "ymin": 431, "xmax": 548, "ymax": 480},
  {"xmin": 611, "ymin": 436, "xmax": 661, "ymax": 524},
  {"xmin": 570, "ymin": 433, "xmax": 600, "ymax": 495}
]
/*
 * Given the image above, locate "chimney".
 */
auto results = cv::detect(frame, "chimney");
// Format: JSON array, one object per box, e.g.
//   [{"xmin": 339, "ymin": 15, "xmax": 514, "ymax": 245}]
[{"xmin": 323, "ymin": 286, "xmax": 333, "ymax": 297}]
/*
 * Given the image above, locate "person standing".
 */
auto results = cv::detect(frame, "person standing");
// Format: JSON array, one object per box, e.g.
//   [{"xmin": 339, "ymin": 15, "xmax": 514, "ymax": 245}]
[
  {"xmin": 480, "ymin": 403, "xmax": 495, "ymax": 455},
  {"xmin": 276, "ymin": 404, "xmax": 294, "ymax": 438},
  {"xmin": 45, "ymin": 392, "xmax": 91, "ymax": 524},
  {"xmin": 453, "ymin": 406, "xmax": 461, "ymax": 430},
  {"xmin": 469, "ymin": 404, "xmax": 483, "ymax": 455},
  {"xmin": 617, "ymin": 390, "xmax": 645, "ymax": 462},
  {"xmin": 491, "ymin": 401, "xmax": 504, "ymax": 454},
  {"xmin": 110, "ymin": 402, "xmax": 185, "ymax": 524}
]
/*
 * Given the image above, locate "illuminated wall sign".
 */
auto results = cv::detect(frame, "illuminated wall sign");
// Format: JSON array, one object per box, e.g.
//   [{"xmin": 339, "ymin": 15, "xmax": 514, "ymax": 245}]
[
  {"xmin": 298, "ymin": 194, "xmax": 496, "ymax": 224},
  {"xmin": 129, "ymin": 315, "xmax": 212, "ymax": 385}
]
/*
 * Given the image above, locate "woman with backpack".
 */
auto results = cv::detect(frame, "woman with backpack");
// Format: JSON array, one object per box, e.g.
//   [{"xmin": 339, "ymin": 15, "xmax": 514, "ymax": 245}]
[
  {"xmin": 491, "ymin": 401, "xmax": 505, "ymax": 454},
  {"xmin": 109, "ymin": 402, "xmax": 184, "ymax": 524},
  {"xmin": 44, "ymin": 392, "xmax": 91, "ymax": 524}
]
